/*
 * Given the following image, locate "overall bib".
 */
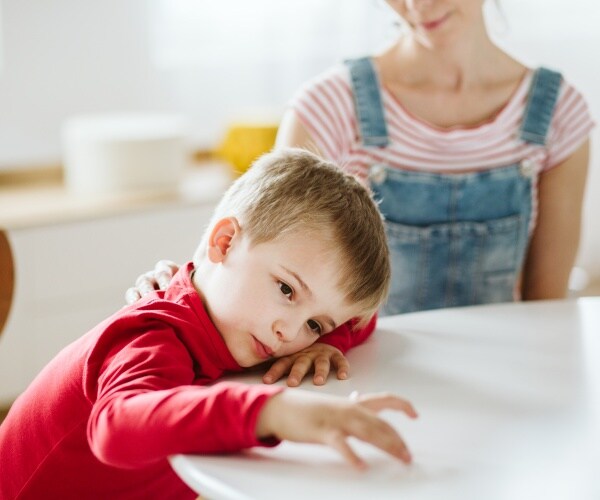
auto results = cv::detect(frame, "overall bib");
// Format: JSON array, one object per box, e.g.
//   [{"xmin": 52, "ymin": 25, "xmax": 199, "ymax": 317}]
[{"xmin": 346, "ymin": 58, "xmax": 562, "ymax": 315}]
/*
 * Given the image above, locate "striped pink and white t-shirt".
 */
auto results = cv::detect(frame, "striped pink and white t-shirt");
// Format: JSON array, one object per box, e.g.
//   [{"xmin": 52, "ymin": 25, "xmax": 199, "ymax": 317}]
[{"xmin": 289, "ymin": 64, "xmax": 594, "ymax": 180}]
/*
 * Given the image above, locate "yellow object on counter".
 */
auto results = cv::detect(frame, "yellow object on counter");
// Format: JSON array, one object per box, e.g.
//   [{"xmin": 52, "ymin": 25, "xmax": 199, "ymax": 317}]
[{"xmin": 216, "ymin": 123, "xmax": 278, "ymax": 176}]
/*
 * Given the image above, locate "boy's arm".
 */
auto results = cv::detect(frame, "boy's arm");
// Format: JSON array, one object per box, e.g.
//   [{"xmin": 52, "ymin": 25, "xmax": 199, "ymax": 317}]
[
  {"xmin": 86, "ymin": 322, "xmax": 417, "ymax": 472},
  {"xmin": 256, "ymin": 389, "xmax": 417, "ymax": 469},
  {"xmin": 262, "ymin": 314, "xmax": 377, "ymax": 387},
  {"xmin": 89, "ymin": 381, "xmax": 284, "ymax": 469},
  {"xmin": 86, "ymin": 328, "xmax": 284, "ymax": 469}
]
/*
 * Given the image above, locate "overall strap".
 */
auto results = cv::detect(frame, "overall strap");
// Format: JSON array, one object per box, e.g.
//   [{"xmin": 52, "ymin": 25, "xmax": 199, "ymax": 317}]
[
  {"xmin": 519, "ymin": 67, "xmax": 563, "ymax": 145},
  {"xmin": 345, "ymin": 57, "xmax": 390, "ymax": 147}
]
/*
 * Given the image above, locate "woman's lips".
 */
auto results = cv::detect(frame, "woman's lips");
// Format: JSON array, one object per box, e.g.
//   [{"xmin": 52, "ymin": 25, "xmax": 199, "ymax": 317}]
[
  {"xmin": 253, "ymin": 336, "xmax": 273, "ymax": 360},
  {"xmin": 420, "ymin": 12, "xmax": 451, "ymax": 31}
]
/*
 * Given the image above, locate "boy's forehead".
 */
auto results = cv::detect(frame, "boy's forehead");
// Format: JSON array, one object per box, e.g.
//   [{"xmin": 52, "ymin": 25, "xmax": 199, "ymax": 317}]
[
  {"xmin": 254, "ymin": 224, "xmax": 330, "ymax": 259},
  {"xmin": 267, "ymin": 228, "xmax": 342, "ymax": 266}
]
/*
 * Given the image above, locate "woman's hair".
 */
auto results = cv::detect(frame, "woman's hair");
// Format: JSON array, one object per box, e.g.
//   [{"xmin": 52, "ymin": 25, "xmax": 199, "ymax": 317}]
[{"xmin": 195, "ymin": 147, "xmax": 390, "ymax": 323}]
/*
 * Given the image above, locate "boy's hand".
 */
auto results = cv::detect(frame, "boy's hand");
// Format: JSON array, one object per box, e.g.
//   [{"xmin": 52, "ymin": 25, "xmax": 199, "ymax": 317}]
[
  {"xmin": 125, "ymin": 260, "xmax": 179, "ymax": 304},
  {"xmin": 256, "ymin": 390, "xmax": 418, "ymax": 469},
  {"xmin": 263, "ymin": 344, "xmax": 349, "ymax": 387}
]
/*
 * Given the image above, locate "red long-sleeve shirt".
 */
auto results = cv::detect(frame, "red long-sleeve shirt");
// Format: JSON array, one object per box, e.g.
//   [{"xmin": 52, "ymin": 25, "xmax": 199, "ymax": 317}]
[
  {"xmin": 0, "ymin": 262, "xmax": 374, "ymax": 499},
  {"xmin": 0, "ymin": 263, "xmax": 284, "ymax": 499}
]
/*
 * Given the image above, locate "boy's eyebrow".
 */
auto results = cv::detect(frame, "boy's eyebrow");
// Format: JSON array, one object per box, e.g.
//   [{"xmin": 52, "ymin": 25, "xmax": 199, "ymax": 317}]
[{"xmin": 281, "ymin": 266, "xmax": 313, "ymax": 298}]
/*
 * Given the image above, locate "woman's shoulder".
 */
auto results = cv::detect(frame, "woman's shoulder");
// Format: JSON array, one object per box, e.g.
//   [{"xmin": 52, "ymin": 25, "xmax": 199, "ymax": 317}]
[
  {"xmin": 556, "ymin": 72, "xmax": 591, "ymax": 109},
  {"xmin": 532, "ymin": 67, "xmax": 595, "ymax": 169},
  {"xmin": 525, "ymin": 66, "xmax": 588, "ymax": 105},
  {"xmin": 528, "ymin": 67, "xmax": 594, "ymax": 127},
  {"xmin": 505, "ymin": 65, "xmax": 592, "ymax": 123}
]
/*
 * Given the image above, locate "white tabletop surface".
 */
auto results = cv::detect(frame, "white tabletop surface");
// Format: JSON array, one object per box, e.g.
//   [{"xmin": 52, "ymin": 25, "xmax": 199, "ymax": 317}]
[{"xmin": 170, "ymin": 298, "xmax": 600, "ymax": 500}]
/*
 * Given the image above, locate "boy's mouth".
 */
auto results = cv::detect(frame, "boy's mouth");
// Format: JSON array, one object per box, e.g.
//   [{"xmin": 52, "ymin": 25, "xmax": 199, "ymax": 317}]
[{"xmin": 252, "ymin": 336, "xmax": 274, "ymax": 360}]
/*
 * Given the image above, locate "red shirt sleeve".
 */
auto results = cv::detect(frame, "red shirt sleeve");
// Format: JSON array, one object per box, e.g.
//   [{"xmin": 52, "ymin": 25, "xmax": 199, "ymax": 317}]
[
  {"xmin": 85, "ymin": 327, "xmax": 284, "ymax": 469},
  {"xmin": 315, "ymin": 314, "xmax": 377, "ymax": 353}
]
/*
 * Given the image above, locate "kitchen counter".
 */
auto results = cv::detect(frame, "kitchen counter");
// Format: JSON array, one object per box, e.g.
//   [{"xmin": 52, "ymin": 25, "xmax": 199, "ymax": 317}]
[{"xmin": 0, "ymin": 162, "xmax": 232, "ymax": 230}]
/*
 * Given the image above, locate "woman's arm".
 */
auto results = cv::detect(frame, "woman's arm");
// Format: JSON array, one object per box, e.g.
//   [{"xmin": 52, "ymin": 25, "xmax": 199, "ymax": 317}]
[
  {"xmin": 275, "ymin": 109, "xmax": 324, "ymax": 156},
  {"xmin": 522, "ymin": 140, "xmax": 590, "ymax": 299}
]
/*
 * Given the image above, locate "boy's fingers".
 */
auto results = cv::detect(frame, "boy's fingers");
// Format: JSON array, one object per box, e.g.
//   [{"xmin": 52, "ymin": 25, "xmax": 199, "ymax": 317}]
[
  {"xmin": 358, "ymin": 394, "xmax": 418, "ymax": 419},
  {"xmin": 262, "ymin": 357, "xmax": 294, "ymax": 384},
  {"xmin": 286, "ymin": 356, "xmax": 313, "ymax": 387},
  {"xmin": 324, "ymin": 431, "xmax": 366, "ymax": 470},
  {"xmin": 331, "ymin": 352, "xmax": 350, "ymax": 380},
  {"xmin": 346, "ymin": 413, "xmax": 412, "ymax": 464},
  {"xmin": 312, "ymin": 357, "xmax": 331, "ymax": 385}
]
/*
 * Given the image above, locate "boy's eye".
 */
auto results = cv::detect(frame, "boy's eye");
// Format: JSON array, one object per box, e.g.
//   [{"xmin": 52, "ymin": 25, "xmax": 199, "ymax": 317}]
[
  {"xmin": 279, "ymin": 281, "xmax": 293, "ymax": 299},
  {"xmin": 307, "ymin": 319, "xmax": 322, "ymax": 335}
]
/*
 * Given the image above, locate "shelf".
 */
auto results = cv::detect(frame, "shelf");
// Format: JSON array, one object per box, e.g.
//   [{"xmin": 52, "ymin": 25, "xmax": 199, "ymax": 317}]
[{"xmin": 0, "ymin": 162, "xmax": 233, "ymax": 230}]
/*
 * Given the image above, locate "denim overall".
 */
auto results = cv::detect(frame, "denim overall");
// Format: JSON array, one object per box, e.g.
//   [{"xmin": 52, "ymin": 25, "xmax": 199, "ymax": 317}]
[{"xmin": 346, "ymin": 58, "xmax": 562, "ymax": 315}]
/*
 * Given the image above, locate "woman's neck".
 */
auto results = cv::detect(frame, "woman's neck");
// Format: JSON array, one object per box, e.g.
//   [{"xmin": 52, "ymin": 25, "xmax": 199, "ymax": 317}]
[
  {"xmin": 373, "ymin": 29, "xmax": 528, "ymax": 129},
  {"xmin": 379, "ymin": 29, "xmax": 514, "ymax": 92}
]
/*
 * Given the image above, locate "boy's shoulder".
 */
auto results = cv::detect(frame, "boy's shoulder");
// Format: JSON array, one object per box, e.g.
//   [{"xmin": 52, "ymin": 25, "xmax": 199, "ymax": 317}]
[
  {"xmin": 87, "ymin": 262, "xmax": 204, "ymax": 353},
  {"xmin": 118, "ymin": 261, "xmax": 205, "ymax": 333},
  {"xmin": 84, "ymin": 261, "xmax": 231, "ymax": 382}
]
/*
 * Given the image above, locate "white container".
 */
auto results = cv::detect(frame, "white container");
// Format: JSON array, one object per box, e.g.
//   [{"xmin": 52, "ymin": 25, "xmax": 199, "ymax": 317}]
[{"xmin": 62, "ymin": 113, "xmax": 186, "ymax": 195}]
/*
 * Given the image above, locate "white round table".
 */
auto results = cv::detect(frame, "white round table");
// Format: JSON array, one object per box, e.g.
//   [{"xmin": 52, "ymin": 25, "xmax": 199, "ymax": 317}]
[{"xmin": 170, "ymin": 298, "xmax": 600, "ymax": 500}]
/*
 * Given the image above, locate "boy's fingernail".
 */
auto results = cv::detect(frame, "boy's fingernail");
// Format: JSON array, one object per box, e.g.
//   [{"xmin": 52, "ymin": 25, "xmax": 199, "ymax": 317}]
[
  {"xmin": 314, "ymin": 375, "xmax": 324, "ymax": 384},
  {"xmin": 339, "ymin": 371, "xmax": 348, "ymax": 379},
  {"xmin": 263, "ymin": 376, "xmax": 272, "ymax": 383}
]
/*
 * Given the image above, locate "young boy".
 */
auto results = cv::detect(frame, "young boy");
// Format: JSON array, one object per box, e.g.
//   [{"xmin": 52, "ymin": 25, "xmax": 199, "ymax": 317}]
[{"xmin": 0, "ymin": 148, "xmax": 417, "ymax": 499}]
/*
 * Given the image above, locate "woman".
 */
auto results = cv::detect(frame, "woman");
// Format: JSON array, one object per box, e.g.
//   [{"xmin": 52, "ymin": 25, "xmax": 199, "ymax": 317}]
[
  {"xmin": 132, "ymin": 0, "xmax": 593, "ymax": 385},
  {"xmin": 277, "ymin": 0, "xmax": 592, "ymax": 315}
]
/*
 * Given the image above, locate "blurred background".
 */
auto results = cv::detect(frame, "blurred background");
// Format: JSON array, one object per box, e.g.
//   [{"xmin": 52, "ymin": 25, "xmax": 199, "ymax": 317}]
[
  {"xmin": 0, "ymin": 0, "xmax": 599, "ymax": 407},
  {"xmin": 0, "ymin": 0, "xmax": 598, "ymax": 271}
]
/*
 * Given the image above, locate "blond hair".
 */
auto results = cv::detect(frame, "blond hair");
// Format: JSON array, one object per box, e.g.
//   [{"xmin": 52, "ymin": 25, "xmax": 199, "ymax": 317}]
[{"xmin": 195, "ymin": 148, "xmax": 390, "ymax": 323}]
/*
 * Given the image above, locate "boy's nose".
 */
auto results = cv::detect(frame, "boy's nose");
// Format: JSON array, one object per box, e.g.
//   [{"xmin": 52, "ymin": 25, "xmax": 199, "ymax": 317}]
[{"xmin": 273, "ymin": 318, "xmax": 301, "ymax": 343}]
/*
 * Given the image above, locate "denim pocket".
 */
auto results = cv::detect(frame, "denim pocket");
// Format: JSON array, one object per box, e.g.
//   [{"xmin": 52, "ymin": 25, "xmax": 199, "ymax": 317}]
[
  {"xmin": 474, "ymin": 214, "xmax": 524, "ymax": 304},
  {"xmin": 476, "ymin": 214, "xmax": 522, "ymax": 273},
  {"xmin": 372, "ymin": 163, "xmax": 532, "ymax": 314},
  {"xmin": 383, "ymin": 214, "xmax": 524, "ymax": 314}
]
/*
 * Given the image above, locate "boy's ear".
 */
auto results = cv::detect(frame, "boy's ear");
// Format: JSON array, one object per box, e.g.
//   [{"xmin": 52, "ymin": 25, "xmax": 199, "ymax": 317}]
[{"xmin": 207, "ymin": 217, "xmax": 241, "ymax": 263}]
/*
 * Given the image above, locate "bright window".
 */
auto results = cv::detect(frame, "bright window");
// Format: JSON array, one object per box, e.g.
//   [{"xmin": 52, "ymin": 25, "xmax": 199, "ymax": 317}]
[{"xmin": 150, "ymin": 0, "xmax": 398, "ymax": 70}]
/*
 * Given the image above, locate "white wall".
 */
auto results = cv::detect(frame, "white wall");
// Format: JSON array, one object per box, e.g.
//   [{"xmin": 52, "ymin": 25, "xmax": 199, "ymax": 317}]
[
  {"xmin": 0, "ymin": 0, "xmax": 173, "ymax": 166},
  {"xmin": 0, "ymin": 0, "xmax": 394, "ymax": 166},
  {"xmin": 0, "ymin": 0, "xmax": 598, "ymax": 275}
]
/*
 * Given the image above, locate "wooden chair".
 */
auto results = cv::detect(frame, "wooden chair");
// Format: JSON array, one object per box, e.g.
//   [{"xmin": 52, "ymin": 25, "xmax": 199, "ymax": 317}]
[{"xmin": 0, "ymin": 230, "xmax": 14, "ymax": 337}]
